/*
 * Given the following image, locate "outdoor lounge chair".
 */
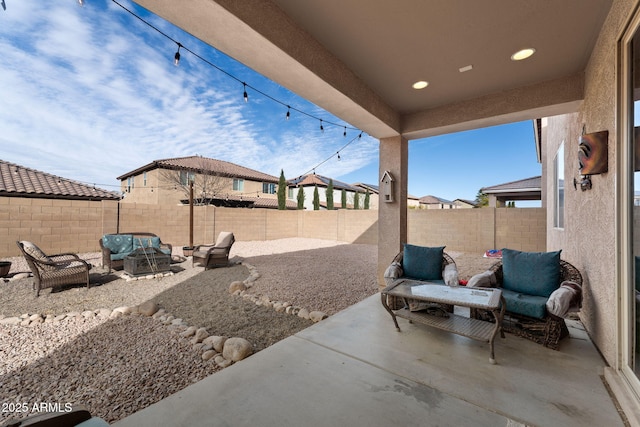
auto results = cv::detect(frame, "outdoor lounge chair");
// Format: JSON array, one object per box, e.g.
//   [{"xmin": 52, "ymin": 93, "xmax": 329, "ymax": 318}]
[
  {"xmin": 192, "ymin": 231, "xmax": 235, "ymax": 269},
  {"xmin": 383, "ymin": 244, "xmax": 459, "ymax": 311},
  {"xmin": 468, "ymin": 248, "xmax": 583, "ymax": 350},
  {"xmin": 16, "ymin": 241, "xmax": 92, "ymax": 297}
]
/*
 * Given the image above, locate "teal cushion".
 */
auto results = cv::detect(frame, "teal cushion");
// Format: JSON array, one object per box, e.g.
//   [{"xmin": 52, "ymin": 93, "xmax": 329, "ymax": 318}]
[
  {"xmin": 502, "ymin": 248, "xmax": 561, "ymax": 298},
  {"xmin": 134, "ymin": 236, "xmax": 161, "ymax": 250},
  {"xmin": 502, "ymin": 289, "xmax": 548, "ymax": 319},
  {"xmin": 402, "ymin": 244, "xmax": 444, "ymax": 281},
  {"xmin": 110, "ymin": 252, "xmax": 129, "ymax": 261},
  {"xmin": 103, "ymin": 234, "xmax": 133, "ymax": 254}
]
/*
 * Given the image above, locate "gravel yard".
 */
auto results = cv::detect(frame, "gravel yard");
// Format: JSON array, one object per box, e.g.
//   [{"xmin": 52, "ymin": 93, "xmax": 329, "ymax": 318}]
[{"xmin": 0, "ymin": 238, "xmax": 496, "ymax": 424}]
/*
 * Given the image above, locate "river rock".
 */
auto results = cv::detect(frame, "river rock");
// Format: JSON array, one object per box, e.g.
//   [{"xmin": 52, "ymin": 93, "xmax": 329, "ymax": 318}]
[
  {"xmin": 309, "ymin": 311, "xmax": 328, "ymax": 322},
  {"xmin": 222, "ymin": 337, "xmax": 253, "ymax": 362},
  {"xmin": 229, "ymin": 281, "xmax": 246, "ymax": 293},
  {"xmin": 138, "ymin": 301, "xmax": 159, "ymax": 317},
  {"xmin": 203, "ymin": 336, "xmax": 228, "ymax": 353},
  {"xmin": 191, "ymin": 328, "xmax": 209, "ymax": 344}
]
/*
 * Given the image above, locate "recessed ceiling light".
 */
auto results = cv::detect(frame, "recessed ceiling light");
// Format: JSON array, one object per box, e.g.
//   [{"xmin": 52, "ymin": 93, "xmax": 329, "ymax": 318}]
[
  {"xmin": 459, "ymin": 65, "xmax": 473, "ymax": 73},
  {"xmin": 511, "ymin": 48, "xmax": 536, "ymax": 61},
  {"xmin": 412, "ymin": 81, "xmax": 429, "ymax": 90}
]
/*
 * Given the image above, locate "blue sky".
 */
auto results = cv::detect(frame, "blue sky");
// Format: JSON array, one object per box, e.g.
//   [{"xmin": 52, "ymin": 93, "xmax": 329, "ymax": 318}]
[{"xmin": 0, "ymin": 0, "xmax": 541, "ymax": 203}]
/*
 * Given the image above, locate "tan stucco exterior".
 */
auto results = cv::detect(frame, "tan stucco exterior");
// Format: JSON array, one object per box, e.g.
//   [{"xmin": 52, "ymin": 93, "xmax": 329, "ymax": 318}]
[{"xmin": 120, "ymin": 168, "xmax": 280, "ymax": 205}]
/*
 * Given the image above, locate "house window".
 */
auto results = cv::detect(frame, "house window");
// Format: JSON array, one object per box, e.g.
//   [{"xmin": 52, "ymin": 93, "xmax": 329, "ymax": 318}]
[
  {"xmin": 180, "ymin": 171, "xmax": 195, "ymax": 185},
  {"xmin": 233, "ymin": 179, "xmax": 244, "ymax": 191},
  {"xmin": 553, "ymin": 142, "xmax": 564, "ymax": 228},
  {"xmin": 127, "ymin": 176, "xmax": 134, "ymax": 192},
  {"xmin": 288, "ymin": 188, "xmax": 294, "ymax": 199},
  {"xmin": 143, "ymin": 172, "xmax": 147, "ymax": 187},
  {"xmin": 262, "ymin": 183, "xmax": 276, "ymax": 194}
]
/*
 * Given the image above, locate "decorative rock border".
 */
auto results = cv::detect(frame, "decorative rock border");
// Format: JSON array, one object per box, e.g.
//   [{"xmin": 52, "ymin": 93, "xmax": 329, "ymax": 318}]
[
  {"xmin": 229, "ymin": 262, "xmax": 328, "ymax": 323},
  {"xmin": 0, "ymin": 302, "xmax": 253, "ymax": 370},
  {"xmin": 0, "ymin": 260, "xmax": 327, "ymax": 370}
]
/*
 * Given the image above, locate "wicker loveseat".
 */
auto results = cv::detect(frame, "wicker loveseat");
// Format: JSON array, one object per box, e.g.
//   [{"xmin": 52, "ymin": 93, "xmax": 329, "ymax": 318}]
[
  {"xmin": 17, "ymin": 241, "xmax": 92, "ymax": 297},
  {"xmin": 100, "ymin": 232, "xmax": 172, "ymax": 272},
  {"xmin": 469, "ymin": 248, "xmax": 583, "ymax": 350},
  {"xmin": 383, "ymin": 244, "xmax": 459, "ymax": 311}
]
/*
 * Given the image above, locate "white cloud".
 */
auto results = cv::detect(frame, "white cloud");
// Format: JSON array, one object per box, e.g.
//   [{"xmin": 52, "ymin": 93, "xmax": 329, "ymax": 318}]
[{"xmin": 0, "ymin": 0, "xmax": 378, "ymax": 190}]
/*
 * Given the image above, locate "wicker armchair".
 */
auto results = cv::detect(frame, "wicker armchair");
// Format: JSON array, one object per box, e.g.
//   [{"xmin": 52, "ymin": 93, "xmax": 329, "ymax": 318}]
[
  {"xmin": 17, "ymin": 241, "xmax": 92, "ymax": 297},
  {"xmin": 192, "ymin": 231, "xmax": 235, "ymax": 269},
  {"xmin": 471, "ymin": 259, "xmax": 583, "ymax": 350},
  {"xmin": 383, "ymin": 249, "xmax": 457, "ymax": 311}
]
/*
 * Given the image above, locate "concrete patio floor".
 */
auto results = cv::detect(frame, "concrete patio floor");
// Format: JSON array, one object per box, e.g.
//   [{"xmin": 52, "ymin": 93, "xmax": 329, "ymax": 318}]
[{"xmin": 114, "ymin": 294, "xmax": 625, "ymax": 427}]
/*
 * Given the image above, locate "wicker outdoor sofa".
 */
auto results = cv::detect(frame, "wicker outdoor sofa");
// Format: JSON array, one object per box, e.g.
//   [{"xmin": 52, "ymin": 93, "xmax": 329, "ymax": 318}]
[
  {"xmin": 100, "ymin": 232, "xmax": 172, "ymax": 272},
  {"xmin": 470, "ymin": 251, "xmax": 583, "ymax": 350}
]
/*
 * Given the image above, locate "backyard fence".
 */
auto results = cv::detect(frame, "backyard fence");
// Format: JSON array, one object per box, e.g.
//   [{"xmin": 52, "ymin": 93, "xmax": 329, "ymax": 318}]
[{"xmin": 0, "ymin": 196, "xmax": 545, "ymax": 258}]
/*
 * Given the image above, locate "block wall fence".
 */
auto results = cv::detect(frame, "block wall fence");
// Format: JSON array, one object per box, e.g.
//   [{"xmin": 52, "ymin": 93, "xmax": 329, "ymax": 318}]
[{"xmin": 0, "ymin": 196, "xmax": 545, "ymax": 258}]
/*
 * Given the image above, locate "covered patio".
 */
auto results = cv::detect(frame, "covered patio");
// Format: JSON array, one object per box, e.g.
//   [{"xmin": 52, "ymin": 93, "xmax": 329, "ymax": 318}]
[
  {"xmin": 126, "ymin": 0, "xmax": 639, "ymax": 423},
  {"xmin": 114, "ymin": 294, "xmax": 624, "ymax": 426}
]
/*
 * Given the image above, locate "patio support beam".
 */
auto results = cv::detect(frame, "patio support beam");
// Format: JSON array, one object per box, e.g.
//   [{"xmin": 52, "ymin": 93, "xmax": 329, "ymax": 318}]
[{"xmin": 377, "ymin": 135, "xmax": 408, "ymax": 288}]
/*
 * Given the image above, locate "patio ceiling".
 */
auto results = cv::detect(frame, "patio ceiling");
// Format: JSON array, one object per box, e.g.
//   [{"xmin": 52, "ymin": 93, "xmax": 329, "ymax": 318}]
[{"xmin": 133, "ymin": 0, "xmax": 612, "ymax": 140}]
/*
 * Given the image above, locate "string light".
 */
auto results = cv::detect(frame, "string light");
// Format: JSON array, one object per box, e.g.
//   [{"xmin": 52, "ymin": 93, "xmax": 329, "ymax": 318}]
[
  {"xmin": 320, "ymin": 120, "xmax": 324, "ymax": 133},
  {"xmin": 286, "ymin": 106, "xmax": 290, "ymax": 121},
  {"xmin": 243, "ymin": 83, "xmax": 248, "ymax": 103},
  {"xmin": 105, "ymin": 0, "xmax": 361, "ymax": 135},
  {"xmin": 174, "ymin": 43, "xmax": 182, "ymax": 66},
  {"xmin": 337, "ymin": 152, "xmax": 341, "ymax": 161},
  {"xmin": 343, "ymin": 126, "xmax": 347, "ymax": 137},
  {"xmin": 1, "ymin": 0, "xmax": 6, "ymax": 11}
]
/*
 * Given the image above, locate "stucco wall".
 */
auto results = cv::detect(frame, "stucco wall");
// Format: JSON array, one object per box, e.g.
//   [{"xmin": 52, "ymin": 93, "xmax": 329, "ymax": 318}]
[{"xmin": 543, "ymin": 0, "xmax": 637, "ymax": 365}]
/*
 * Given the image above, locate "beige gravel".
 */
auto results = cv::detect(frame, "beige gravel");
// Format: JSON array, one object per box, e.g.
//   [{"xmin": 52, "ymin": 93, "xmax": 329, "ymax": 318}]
[{"xmin": 0, "ymin": 238, "xmax": 497, "ymax": 424}]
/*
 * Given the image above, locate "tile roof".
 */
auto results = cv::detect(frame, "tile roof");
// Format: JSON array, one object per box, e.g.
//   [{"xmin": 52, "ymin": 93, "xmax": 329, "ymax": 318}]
[
  {"xmin": 419, "ymin": 195, "xmax": 453, "ymax": 204},
  {"xmin": 481, "ymin": 176, "xmax": 541, "ymax": 193},
  {"xmin": 288, "ymin": 174, "xmax": 361, "ymax": 192},
  {"xmin": 0, "ymin": 159, "xmax": 121, "ymax": 201},
  {"xmin": 117, "ymin": 156, "xmax": 279, "ymax": 183},
  {"xmin": 180, "ymin": 195, "xmax": 297, "ymax": 210}
]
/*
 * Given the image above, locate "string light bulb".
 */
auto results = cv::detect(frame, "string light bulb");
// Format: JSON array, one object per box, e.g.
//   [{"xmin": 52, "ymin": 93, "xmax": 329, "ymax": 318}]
[
  {"xmin": 243, "ymin": 83, "xmax": 248, "ymax": 103},
  {"xmin": 286, "ymin": 106, "xmax": 290, "ymax": 121},
  {"xmin": 337, "ymin": 152, "xmax": 341, "ymax": 161},
  {"xmin": 343, "ymin": 126, "xmax": 347, "ymax": 137},
  {"xmin": 320, "ymin": 120, "xmax": 324, "ymax": 133},
  {"xmin": 174, "ymin": 43, "xmax": 182, "ymax": 66}
]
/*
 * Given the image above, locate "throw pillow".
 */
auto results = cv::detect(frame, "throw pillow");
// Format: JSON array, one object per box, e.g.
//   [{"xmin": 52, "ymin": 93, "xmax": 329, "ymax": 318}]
[
  {"xmin": 402, "ymin": 244, "xmax": 444, "ymax": 281},
  {"xmin": 502, "ymin": 248, "xmax": 561, "ymax": 298},
  {"xmin": 20, "ymin": 241, "xmax": 55, "ymax": 271}
]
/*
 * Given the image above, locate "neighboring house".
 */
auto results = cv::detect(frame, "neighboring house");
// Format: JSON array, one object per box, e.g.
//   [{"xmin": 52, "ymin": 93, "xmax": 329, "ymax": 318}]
[
  {"xmin": 288, "ymin": 174, "xmax": 366, "ymax": 210},
  {"xmin": 353, "ymin": 183, "xmax": 421, "ymax": 209},
  {"xmin": 452, "ymin": 199, "xmax": 477, "ymax": 209},
  {"xmin": 480, "ymin": 176, "xmax": 542, "ymax": 207},
  {"xmin": 418, "ymin": 195, "xmax": 454, "ymax": 209},
  {"xmin": 0, "ymin": 159, "xmax": 120, "ymax": 201},
  {"xmin": 117, "ymin": 156, "xmax": 296, "ymax": 209}
]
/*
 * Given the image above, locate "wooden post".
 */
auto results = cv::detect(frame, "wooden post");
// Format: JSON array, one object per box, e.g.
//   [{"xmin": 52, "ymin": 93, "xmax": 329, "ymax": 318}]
[{"xmin": 189, "ymin": 179, "xmax": 194, "ymax": 249}]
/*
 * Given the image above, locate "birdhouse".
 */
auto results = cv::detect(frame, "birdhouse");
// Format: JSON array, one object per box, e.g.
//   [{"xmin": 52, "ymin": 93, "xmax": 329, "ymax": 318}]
[{"xmin": 380, "ymin": 171, "xmax": 395, "ymax": 203}]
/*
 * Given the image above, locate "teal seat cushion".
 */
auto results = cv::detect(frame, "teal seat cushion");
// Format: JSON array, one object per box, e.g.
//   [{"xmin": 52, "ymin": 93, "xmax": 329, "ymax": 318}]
[
  {"xmin": 134, "ymin": 236, "xmax": 161, "ymax": 250},
  {"xmin": 502, "ymin": 289, "xmax": 548, "ymax": 319},
  {"xmin": 160, "ymin": 248, "xmax": 171, "ymax": 256},
  {"xmin": 502, "ymin": 248, "xmax": 561, "ymax": 298},
  {"xmin": 110, "ymin": 252, "xmax": 129, "ymax": 261},
  {"xmin": 402, "ymin": 244, "xmax": 444, "ymax": 281},
  {"xmin": 103, "ymin": 234, "xmax": 133, "ymax": 254}
]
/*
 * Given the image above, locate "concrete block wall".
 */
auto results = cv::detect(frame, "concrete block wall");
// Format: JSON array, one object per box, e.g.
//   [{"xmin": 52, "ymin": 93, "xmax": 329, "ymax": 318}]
[
  {"xmin": 0, "ymin": 197, "xmax": 544, "ymax": 258},
  {"xmin": 495, "ymin": 208, "xmax": 546, "ymax": 252},
  {"xmin": 0, "ymin": 197, "xmax": 107, "ymax": 256},
  {"xmin": 408, "ymin": 208, "xmax": 546, "ymax": 254}
]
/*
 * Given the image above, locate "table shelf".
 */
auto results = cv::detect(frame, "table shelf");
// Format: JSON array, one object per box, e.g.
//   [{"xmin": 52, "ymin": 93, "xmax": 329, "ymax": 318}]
[{"xmin": 393, "ymin": 308, "xmax": 496, "ymax": 343}]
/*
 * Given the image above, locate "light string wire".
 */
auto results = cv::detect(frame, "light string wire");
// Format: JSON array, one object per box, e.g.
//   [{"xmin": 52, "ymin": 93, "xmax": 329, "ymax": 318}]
[
  {"xmin": 7, "ymin": 1, "xmax": 371, "ymax": 193},
  {"xmin": 109, "ymin": 0, "xmax": 360, "ymax": 133}
]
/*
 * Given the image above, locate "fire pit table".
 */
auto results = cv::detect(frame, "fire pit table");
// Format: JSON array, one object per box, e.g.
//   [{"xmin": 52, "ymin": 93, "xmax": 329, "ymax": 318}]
[{"xmin": 123, "ymin": 248, "xmax": 171, "ymax": 276}]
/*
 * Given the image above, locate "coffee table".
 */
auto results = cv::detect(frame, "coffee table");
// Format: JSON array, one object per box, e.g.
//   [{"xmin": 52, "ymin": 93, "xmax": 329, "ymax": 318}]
[
  {"xmin": 381, "ymin": 280, "xmax": 505, "ymax": 364},
  {"xmin": 123, "ymin": 248, "xmax": 171, "ymax": 276}
]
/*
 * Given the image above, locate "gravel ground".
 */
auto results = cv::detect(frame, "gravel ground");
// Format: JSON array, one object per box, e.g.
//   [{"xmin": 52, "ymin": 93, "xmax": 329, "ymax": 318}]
[{"xmin": 0, "ymin": 238, "xmax": 496, "ymax": 424}]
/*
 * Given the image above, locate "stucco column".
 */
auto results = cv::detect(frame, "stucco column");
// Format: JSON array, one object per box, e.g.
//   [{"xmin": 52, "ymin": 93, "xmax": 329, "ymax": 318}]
[{"xmin": 378, "ymin": 135, "xmax": 408, "ymax": 288}]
